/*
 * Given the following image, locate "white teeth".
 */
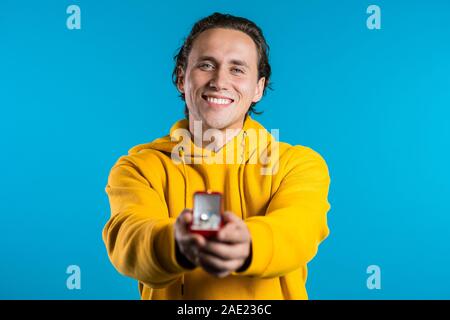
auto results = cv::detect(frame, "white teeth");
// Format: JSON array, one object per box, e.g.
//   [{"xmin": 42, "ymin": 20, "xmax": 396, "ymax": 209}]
[{"xmin": 206, "ymin": 96, "xmax": 232, "ymax": 105}]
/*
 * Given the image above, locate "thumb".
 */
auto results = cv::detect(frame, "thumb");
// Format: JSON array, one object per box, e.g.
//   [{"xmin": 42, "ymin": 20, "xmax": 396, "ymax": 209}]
[
  {"xmin": 183, "ymin": 210, "xmax": 193, "ymax": 224},
  {"xmin": 177, "ymin": 209, "xmax": 193, "ymax": 229}
]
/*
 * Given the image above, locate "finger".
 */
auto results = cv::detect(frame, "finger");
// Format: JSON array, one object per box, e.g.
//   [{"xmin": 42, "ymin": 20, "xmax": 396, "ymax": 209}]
[
  {"xmin": 189, "ymin": 233, "xmax": 206, "ymax": 248},
  {"xmin": 198, "ymin": 251, "xmax": 242, "ymax": 273},
  {"xmin": 179, "ymin": 232, "xmax": 206, "ymax": 249},
  {"xmin": 176, "ymin": 209, "xmax": 193, "ymax": 233},
  {"xmin": 199, "ymin": 260, "xmax": 226, "ymax": 275},
  {"xmin": 181, "ymin": 209, "xmax": 193, "ymax": 227},
  {"xmin": 175, "ymin": 209, "xmax": 190, "ymax": 227},
  {"xmin": 201, "ymin": 263, "xmax": 230, "ymax": 278},
  {"xmin": 200, "ymin": 240, "xmax": 247, "ymax": 260},
  {"xmin": 177, "ymin": 231, "xmax": 205, "ymax": 256},
  {"xmin": 218, "ymin": 211, "xmax": 248, "ymax": 240},
  {"xmin": 215, "ymin": 271, "xmax": 230, "ymax": 278},
  {"xmin": 217, "ymin": 223, "xmax": 249, "ymax": 243},
  {"xmin": 178, "ymin": 235, "xmax": 205, "ymax": 266},
  {"xmin": 222, "ymin": 211, "xmax": 240, "ymax": 224},
  {"xmin": 217, "ymin": 220, "xmax": 238, "ymax": 235}
]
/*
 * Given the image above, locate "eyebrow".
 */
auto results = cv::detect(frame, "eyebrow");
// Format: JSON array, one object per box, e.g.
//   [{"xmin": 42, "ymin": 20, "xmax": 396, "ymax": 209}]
[{"xmin": 197, "ymin": 56, "xmax": 250, "ymax": 69}]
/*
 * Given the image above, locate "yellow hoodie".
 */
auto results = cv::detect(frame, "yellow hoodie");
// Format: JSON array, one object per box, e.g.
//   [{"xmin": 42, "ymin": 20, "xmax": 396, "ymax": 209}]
[{"xmin": 102, "ymin": 116, "xmax": 331, "ymax": 300}]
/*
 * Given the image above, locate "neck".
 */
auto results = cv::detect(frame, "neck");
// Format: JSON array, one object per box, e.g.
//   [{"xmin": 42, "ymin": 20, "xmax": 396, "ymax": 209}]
[{"xmin": 188, "ymin": 117, "xmax": 246, "ymax": 152}]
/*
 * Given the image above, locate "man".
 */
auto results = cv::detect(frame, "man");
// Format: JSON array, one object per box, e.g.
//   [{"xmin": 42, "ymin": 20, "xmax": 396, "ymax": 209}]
[{"xmin": 103, "ymin": 12, "xmax": 331, "ymax": 300}]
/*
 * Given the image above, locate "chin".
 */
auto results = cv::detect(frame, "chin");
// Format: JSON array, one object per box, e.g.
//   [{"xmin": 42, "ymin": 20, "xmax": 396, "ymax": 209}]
[
  {"xmin": 199, "ymin": 111, "xmax": 231, "ymax": 130},
  {"xmin": 204, "ymin": 118, "xmax": 230, "ymax": 130}
]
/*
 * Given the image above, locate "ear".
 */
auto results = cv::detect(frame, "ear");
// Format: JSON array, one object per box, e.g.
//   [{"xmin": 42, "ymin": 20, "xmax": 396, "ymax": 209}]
[
  {"xmin": 176, "ymin": 67, "xmax": 185, "ymax": 94},
  {"xmin": 252, "ymin": 77, "xmax": 266, "ymax": 103}
]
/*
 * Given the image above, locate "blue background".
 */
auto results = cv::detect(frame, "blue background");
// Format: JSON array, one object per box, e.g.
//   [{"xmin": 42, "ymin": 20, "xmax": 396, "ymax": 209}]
[{"xmin": 1, "ymin": 0, "xmax": 449, "ymax": 299}]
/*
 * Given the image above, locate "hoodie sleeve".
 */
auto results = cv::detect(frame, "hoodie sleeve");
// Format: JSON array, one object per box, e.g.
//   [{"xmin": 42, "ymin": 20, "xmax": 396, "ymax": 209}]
[
  {"xmin": 233, "ymin": 146, "xmax": 331, "ymax": 279},
  {"xmin": 102, "ymin": 156, "xmax": 192, "ymax": 288}
]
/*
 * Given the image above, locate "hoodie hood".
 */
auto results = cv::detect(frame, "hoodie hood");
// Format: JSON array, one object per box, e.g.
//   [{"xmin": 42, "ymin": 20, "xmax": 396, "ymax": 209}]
[{"xmin": 128, "ymin": 115, "xmax": 278, "ymax": 167}]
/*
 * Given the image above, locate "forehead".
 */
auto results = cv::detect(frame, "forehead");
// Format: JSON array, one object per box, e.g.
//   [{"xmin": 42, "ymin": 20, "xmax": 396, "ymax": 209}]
[{"xmin": 189, "ymin": 28, "xmax": 258, "ymax": 66}]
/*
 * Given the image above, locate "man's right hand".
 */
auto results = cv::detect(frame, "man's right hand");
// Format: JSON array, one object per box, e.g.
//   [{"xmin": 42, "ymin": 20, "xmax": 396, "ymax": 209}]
[{"xmin": 174, "ymin": 209, "xmax": 206, "ymax": 268}]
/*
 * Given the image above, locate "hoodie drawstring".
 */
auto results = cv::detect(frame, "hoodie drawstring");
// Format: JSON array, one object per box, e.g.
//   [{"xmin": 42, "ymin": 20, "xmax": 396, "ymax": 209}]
[
  {"xmin": 178, "ymin": 146, "xmax": 189, "ymax": 209},
  {"xmin": 238, "ymin": 130, "xmax": 248, "ymax": 220},
  {"xmin": 178, "ymin": 146, "xmax": 188, "ymax": 297}
]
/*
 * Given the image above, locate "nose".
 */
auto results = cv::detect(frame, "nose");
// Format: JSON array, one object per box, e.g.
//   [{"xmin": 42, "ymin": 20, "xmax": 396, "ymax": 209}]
[{"xmin": 208, "ymin": 66, "xmax": 229, "ymax": 91}]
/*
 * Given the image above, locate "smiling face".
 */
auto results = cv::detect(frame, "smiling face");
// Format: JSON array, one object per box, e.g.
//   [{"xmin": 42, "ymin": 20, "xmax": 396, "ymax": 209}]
[{"xmin": 177, "ymin": 28, "xmax": 265, "ymax": 131}]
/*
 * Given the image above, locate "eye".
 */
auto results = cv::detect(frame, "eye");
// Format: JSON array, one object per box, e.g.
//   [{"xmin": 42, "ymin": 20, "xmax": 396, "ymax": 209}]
[
  {"xmin": 199, "ymin": 62, "xmax": 214, "ymax": 70},
  {"xmin": 231, "ymin": 67, "xmax": 244, "ymax": 74}
]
